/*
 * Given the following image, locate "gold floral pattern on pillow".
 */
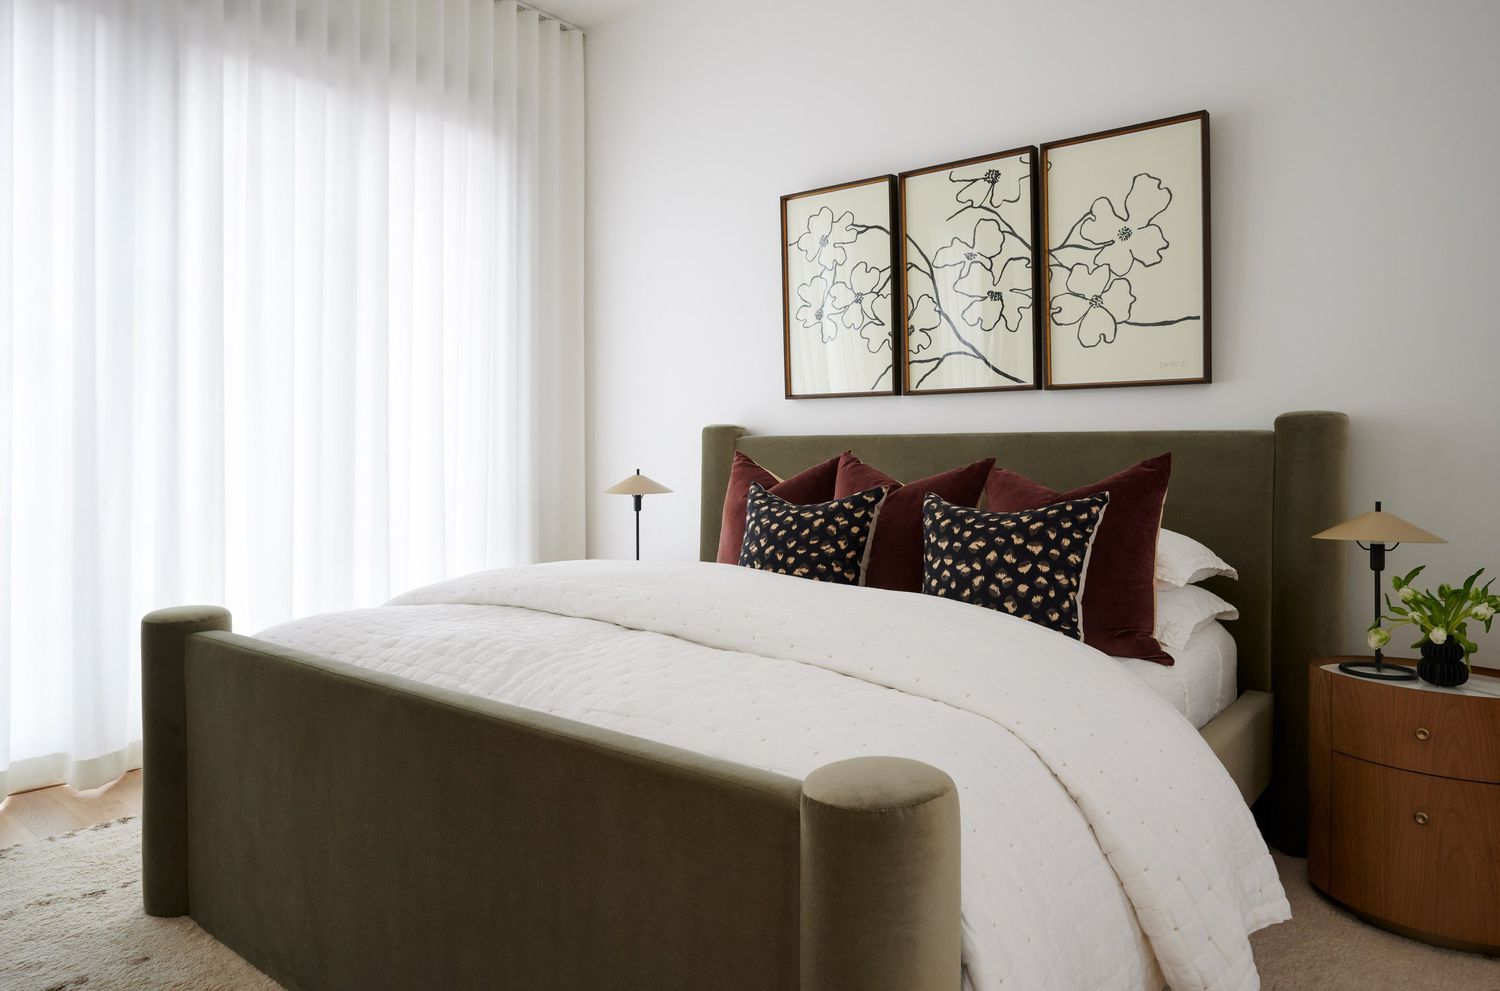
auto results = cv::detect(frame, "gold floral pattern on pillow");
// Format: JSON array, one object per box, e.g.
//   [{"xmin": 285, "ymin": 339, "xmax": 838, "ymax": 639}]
[
  {"xmin": 738, "ymin": 483, "xmax": 887, "ymax": 586},
  {"xmin": 921, "ymin": 491, "xmax": 1109, "ymax": 638}
]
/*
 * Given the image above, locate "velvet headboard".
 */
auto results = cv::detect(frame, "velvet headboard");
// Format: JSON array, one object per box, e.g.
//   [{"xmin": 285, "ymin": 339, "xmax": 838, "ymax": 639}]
[{"xmin": 699, "ymin": 411, "xmax": 1349, "ymax": 854}]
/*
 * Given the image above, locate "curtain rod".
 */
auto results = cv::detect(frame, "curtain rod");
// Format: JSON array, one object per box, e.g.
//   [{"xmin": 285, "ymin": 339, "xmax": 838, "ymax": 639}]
[{"xmin": 513, "ymin": 0, "xmax": 586, "ymax": 33}]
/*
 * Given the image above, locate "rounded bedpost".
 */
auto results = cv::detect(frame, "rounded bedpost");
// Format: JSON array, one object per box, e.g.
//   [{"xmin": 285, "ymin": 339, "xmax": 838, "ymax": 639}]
[
  {"xmin": 1265, "ymin": 410, "xmax": 1349, "ymax": 856},
  {"xmin": 142, "ymin": 605, "xmax": 231, "ymax": 917},
  {"xmin": 800, "ymin": 756, "xmax": 961, "ymax": 991}
]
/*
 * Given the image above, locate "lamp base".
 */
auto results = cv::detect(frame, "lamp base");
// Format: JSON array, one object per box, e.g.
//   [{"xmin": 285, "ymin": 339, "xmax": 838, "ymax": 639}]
[{"xmin": 1338, "ymin": 659, "xmax": 1418, "ymax": 682}]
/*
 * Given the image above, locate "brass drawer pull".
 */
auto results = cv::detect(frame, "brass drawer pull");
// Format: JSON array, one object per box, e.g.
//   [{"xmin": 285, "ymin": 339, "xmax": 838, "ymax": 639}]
[
  {"xmin": 1414, "ymin": 812, "xmax": 1431, "ymax": 826},
  {"xmin": 1415, "ymin": 727, "xmax": 1431, "ymax": 741}
]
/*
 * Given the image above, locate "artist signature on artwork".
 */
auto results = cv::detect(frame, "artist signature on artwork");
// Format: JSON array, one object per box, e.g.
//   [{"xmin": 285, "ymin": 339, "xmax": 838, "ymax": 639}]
[{"xmin": 1159, "ymin": 359, "xmax": 1192, "ymax": 369}]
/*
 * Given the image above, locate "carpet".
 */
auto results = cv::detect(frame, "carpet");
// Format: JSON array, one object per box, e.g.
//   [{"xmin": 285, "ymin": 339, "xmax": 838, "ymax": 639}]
[
  {"xmin": 1252, "ymin": 851, "xmax": 1500, "ymax": 990},
  {"xmin": 0, "ymin": 816, "xmax": 281, "ymax": 991},
  {"xmin": 3, "ymin": 818, "xmax": 1498, "ymax": 990}
]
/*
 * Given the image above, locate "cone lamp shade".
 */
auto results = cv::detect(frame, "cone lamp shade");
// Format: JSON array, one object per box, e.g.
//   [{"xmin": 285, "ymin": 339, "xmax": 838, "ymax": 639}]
[
  {"xmin": 1313, "ymin": 501, "xmax": 1444, "ymax": 680},
  {"xmin": 606, "ymin": 469, "xmax": 672, "ymax": 561},
  {"xmin": 1312, "ymin": 511, "xmax": 1444, "ymax": 546},
  {"xmin": 604, "ymin": 473, "xmax": 672, "ymax": 497}
]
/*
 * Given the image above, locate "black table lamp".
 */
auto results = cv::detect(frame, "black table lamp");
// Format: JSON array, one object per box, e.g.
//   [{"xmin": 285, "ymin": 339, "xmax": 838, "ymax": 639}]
[
  {"xmin": 605, "ymin": 469, "xmax": 672, "ymax": 561},
  {"xmin": 1313, "ymin": 501, "xmax": 1445, "ymax": 680}
]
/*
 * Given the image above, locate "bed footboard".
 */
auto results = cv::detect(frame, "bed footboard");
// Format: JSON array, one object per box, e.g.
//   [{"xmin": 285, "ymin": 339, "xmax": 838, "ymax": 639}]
[
  {"xmin": 141, "ymin": 611, "xmax": 961, "ymax": 991},
  {"xmin": 801, "ymin": 757, "xmax": 961, "ymax": 990},
  {"xmin": 141, "ymin": 605, "xmax": 232, "ymax": 918}
]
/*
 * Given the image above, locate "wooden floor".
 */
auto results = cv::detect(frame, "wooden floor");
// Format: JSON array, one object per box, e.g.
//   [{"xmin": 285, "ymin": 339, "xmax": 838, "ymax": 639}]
[{"xmin": 0, "ymin": 769, "xmax": 142, "ymax": 847}]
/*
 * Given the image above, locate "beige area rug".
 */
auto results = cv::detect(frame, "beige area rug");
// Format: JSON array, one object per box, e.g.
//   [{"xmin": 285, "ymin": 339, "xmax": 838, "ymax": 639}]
[
  {"xmin": 0, "ymin": 816, "xmax": 281, "ymax": 991},
  {"xmin": 3, "ymin": 818, "xmax": 1498, "ymax": 990},
  {"xmin": 1252, "ymin": 851, "xmax": 1500, "ymax": 990}
]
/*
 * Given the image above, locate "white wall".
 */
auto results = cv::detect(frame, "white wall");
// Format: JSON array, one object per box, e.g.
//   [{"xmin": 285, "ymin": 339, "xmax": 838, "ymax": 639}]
[{"xmin": 584, "ymin": 0, "xmax": 1500, "ymax": 656}]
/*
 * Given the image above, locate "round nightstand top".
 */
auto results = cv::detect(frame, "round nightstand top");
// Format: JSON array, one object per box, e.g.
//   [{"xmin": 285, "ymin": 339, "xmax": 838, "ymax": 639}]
[{"xmin": 1320, "ymin": 661, "xmax": 1500, "ymax": 700}]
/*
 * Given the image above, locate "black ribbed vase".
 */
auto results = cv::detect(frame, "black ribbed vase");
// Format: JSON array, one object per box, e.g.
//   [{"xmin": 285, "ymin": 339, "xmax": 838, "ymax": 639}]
[{"xmin": 1417, "ymin": 638, "xmax": 1469, "ymax": 688}]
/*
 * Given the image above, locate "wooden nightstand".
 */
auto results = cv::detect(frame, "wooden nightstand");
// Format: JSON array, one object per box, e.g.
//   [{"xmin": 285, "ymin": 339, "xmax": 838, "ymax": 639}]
[{"xmin": 1308, "ymin": 658, "xmax": 1500, "ymax": 953}]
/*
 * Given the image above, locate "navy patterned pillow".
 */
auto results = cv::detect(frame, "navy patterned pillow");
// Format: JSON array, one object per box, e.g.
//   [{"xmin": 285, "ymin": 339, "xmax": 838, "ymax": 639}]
[
  {"xmin": 921, "ymin": 491, "xmax": 1110, "ymax": 638},
  {"xmin": 738, "ymin": 482, "xmax": 887, "ymax": 586}
]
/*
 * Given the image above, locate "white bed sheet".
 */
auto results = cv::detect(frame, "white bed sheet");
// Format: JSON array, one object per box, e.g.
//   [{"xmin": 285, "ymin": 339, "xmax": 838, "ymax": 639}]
[{"xmin": 1121, "ymin": 620, "xmax": 1239, "ymax": 729}]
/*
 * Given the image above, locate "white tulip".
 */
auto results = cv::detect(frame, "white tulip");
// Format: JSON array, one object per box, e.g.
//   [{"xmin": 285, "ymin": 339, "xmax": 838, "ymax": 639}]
[
  {"xmin": 1475, "ymin": 604, "xmax": 1495, "ymax": 621},
  {"xmin": 1429, "ymin": 627, "xmax": 1448, "ymax": 644},
  {"xmin": 1367, "ymin": 627, "xmax": 1391, "ymax": 649},
  {"xmin": 1398, "ymin": 586, "xmax": 1417, "ymax": 603}
]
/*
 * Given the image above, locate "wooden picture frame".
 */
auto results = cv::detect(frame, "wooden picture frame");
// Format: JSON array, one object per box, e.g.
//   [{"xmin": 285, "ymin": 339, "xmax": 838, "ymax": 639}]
[
  {"xmin": 1040, "ymin": 111, "xmax": 1211, "ymax": 389},
  {"xmin": 898, "ymin": 147, "xmax": 1041, "ymax": 394},
  {"xmin": 781, "ymin": 175, "xmax": 901, "ymax": 399}
]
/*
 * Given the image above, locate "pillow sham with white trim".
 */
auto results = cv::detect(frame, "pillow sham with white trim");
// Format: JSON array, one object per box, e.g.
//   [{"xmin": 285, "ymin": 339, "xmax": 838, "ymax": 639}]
[
  {"xmin": 738, "ymin": 482, "xmax": 887, "ymax": 586},
  {"xmin": 1155, "ymin": 528, "xmax": 1238, "ymax": 588},
  {"xmin": 921, "ymin": 491, "xmax": 1109, "ymax": 640},
  {"xmin": 1154, "ymin": 583, "xmax": 1239, "ymax": 651}
]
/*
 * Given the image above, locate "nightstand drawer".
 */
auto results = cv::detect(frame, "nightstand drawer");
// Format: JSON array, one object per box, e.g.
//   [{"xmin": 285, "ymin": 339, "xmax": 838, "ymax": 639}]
[
  {"xmin": 1330, "ymin": 754, "xmax": 1500, "ymax": 947},
  {"xmin": 1330, "ymin": 673, "xmax": 1500, "ymax": 783}
]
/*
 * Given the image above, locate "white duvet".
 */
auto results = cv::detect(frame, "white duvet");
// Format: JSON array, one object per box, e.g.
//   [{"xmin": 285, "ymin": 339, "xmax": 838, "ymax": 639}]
[{"xmin": 259, "ymin": 560, "xmax": 1288, "ymax": 991}]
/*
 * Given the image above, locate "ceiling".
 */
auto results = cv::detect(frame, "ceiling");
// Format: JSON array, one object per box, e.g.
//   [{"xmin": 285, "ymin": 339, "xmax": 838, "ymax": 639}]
[{"xmin": 531, "ymin": 0, "xmax": 662, "ymax": 29}]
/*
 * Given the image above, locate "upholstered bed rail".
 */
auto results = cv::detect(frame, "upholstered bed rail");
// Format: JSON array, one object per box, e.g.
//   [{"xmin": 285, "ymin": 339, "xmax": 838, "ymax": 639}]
[{"xmin": 141, "ymin": 609, "xmax": 961, "ymax": 991}]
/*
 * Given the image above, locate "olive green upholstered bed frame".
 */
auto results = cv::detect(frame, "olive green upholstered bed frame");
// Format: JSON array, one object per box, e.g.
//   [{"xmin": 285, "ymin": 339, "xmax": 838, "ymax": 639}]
[
  {"xmin": 142, "ymin": 411, "xmax": 1347, "ymax": 991},
  {"xmin": 700, "ymin": 411, "xmax": 1350, "ymax": 855}
]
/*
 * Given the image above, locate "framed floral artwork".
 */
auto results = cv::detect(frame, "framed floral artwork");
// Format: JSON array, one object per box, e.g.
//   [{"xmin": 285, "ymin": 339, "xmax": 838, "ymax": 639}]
[
  {"xmin": 899, "ymin": 147, "xmax": 1040, "ymax": 394},
  {"xmin": 781, "ymin": 176, "xmax": 900, "ymax": 398},
  {"xmin": 1040, "ymin": 111, "xmax": 1210, "ymax": 389}
]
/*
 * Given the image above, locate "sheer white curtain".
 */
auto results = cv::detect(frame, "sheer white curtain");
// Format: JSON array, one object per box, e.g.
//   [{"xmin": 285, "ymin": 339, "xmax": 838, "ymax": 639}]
[{"xmin": 0, "ymin": 0, "xmax": 585, "ymax": 796}]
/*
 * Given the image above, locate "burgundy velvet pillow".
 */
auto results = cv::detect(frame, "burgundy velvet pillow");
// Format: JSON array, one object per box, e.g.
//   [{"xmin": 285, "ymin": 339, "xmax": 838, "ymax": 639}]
[
  {"xmin": 834, "ymin": 453, "xmax": 995, "ymax": 592},
  {"xmin": 984, "ymin": 453, "xmax": 1173, "ymax": 663},
  {"xmin": 717, "ymin": 451, "xmax": 843, "ymax": 564}
]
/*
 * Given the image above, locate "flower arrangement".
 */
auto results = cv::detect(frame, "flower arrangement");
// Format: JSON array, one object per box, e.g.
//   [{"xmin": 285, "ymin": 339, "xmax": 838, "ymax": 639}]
[{"xmin": 1367, "ymin": 566, "xmax": 1500, "ymax": 661}]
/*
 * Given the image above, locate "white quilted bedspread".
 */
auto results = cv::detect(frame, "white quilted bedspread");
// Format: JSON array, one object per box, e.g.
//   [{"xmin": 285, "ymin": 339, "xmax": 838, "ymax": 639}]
[{"xmin": 258, "ymin": 560, "xmax": 1288, "ymax": 991}]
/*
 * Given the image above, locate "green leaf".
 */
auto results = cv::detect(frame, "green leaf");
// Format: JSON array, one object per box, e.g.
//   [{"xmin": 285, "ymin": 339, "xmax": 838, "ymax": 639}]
[{"xmin": 1445, "ymin": 591, "xmax": 1466, "ymax": 626}]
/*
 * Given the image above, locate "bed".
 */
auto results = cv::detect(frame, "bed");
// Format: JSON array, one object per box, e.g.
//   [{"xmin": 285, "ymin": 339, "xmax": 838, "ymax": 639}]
[
  {"xmin": 1123, "ymin": 620, "xmax": 1238, "ymax": 730},
  {"xmin": 141, "ymin": 412, "xmax": 1348, "ymax": 991}
]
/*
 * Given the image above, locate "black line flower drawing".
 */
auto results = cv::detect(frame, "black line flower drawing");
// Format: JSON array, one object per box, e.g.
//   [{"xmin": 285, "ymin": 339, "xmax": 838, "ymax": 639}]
[
  {"xmin": 955, "ymin": 256, "xmax": 1033, "ymax": 333},
  {"xmin": 1079, "ymin": 174, "xmax": 1171, "ymax": 275},
  {"xmin": 932, "ymin": 218, "xmax": 1010, "ymax": 280},
  {"xmin": 794, "ymin": 206, "xmax": 860, "ymax": 270},
  {"xmin": 1049, "ymin": 263, "xmax": 1136, "ymax": 347},
  {"xmin": 859, "ymin": 320, "xmax": 892, "ymax": 354},
  {"xmin": 950, "ymin": 161, "xmax": 1025, "ymax": 210},
  {"xmin": 839, "ymin": 261, "xmax": 887, "ymax": 333},
  {"xmin": 907, "ymin": 294, "xmax": 940, "ymax": 354},
  {"xmin": 904, "ymin": 154, "xmax": 1035, "ymax": 389},
  {"xmin": 794, "ymin": 275, "xmax": 844, "ymax": 344},
  {"xmin": 787, "ymin": 195, "xmax": 895, "ymax": 391},
  {"xmin": 1046, "ymin": 171, "xmax": 1199, "ymax": 350}
]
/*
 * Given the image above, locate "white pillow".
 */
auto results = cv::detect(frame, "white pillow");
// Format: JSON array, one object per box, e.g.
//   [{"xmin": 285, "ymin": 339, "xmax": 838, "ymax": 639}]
[
  {"xmin": 1155, "ymin": 528, "xmax": 1238, "ymax": 588},
  {"xmin": 1155, "ymin": 584, "xmax": 1239, "ymax": 651}
]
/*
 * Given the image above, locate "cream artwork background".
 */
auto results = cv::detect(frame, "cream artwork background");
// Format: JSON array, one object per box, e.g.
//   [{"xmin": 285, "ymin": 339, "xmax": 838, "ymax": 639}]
[
  {"xmin": 1044, "ymin": 116, "xmax": 1207, "ymax": 387},
  {"xmin": 783, "ymin": 179, "xmax": 897, "ymax": 396},
  {"xmin": 901, "ymin": 149, "xmax": 1037, "ymax": 393}
]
